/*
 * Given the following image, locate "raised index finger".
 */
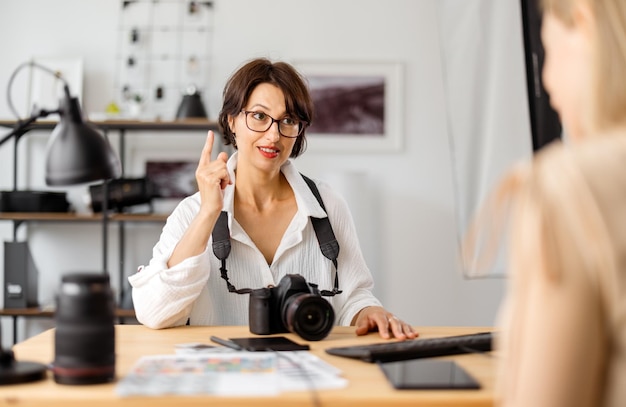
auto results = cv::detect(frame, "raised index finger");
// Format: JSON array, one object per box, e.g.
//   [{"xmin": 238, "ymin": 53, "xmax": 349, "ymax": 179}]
[{"xmin": 198, "ymin": 130, "xmax": 215, "ymax": 167}]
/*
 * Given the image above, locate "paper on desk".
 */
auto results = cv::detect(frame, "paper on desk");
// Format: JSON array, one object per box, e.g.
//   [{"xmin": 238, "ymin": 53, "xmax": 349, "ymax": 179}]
[
  {"xmin": 275, "ymin": 351, "xmax": 348, "ymax": 391},
  {"xmin": 117, "ymin": 349, "xmax": 347, "ymax": 397},
  {"xmin": 116, "ymin": 353, "xmax": 278, "ymax": 397},
  {"xmin": 175, "ymin": 345, "xmax": 347, "ymax": 391}
]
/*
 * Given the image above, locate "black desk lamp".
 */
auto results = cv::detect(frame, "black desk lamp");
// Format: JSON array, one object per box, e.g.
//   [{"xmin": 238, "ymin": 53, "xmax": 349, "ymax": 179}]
[
  {"xmin": 0, "ymin": 61, "xmax": 122, "ymax": 385},
  {"xmin": 0, "ymin": 61, "xmax": 121, "ymax": 184},
  {"xmin": 175, "ymin": 85, "xmax": 208, "ymax": 119}
]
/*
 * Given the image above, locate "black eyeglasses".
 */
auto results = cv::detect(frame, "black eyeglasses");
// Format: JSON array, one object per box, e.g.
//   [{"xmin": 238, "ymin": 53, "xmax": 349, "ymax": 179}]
[{"xmin": 241, "ymin": 110, "xmax": 307, "ymax": 138}]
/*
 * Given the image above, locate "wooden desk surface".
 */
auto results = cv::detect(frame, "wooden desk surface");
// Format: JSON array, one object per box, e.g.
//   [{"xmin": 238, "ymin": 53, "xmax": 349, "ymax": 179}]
[{"xmin": 3, "ymin": 325, "xmax": 496, "ymax": 407}]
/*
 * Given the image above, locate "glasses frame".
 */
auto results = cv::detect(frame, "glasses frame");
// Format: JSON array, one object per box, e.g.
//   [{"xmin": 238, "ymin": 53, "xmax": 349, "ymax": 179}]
[{"xmin": 240, "ymin": 110, "xmax": 307, "ymax": 138}]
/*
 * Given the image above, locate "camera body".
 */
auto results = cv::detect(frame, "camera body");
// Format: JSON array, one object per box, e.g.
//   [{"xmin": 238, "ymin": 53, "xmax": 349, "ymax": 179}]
[{"xmin": 249, "ymin": 274, "xmax": 335, "ymax": 341}]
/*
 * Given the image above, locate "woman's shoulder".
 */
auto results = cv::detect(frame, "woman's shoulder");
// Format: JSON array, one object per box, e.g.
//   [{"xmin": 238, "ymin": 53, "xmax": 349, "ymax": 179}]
[
  {"xmin": 552, "ymin": 136, "xmax": 626, "ymax": 198},
  {"xmin": 534, "ymin": 136, "xmax": 626, "ymax": 184},
  {"xmin": 532, "ymin": 136, "xmax": 626, "ymax": 239}
]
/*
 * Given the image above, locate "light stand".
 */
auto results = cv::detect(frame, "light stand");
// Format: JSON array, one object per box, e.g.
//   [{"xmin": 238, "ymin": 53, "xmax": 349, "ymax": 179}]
[{"xmin": 0, "ymin": 61, "xmax": 122, "ymax": 385}]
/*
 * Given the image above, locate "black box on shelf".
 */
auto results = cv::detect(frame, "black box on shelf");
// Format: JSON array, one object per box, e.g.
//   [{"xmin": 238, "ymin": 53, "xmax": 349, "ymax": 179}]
[
  {"xmin": 89, "ymin": 177, "xmax": 155, "ymax": 212},
  {"xmin": 3, "ymin": 241, "xmax": 39, "ymax": 309},
  {"xmin": 0, "ymin": 190, "xmax": 70, "ymax": 212}
]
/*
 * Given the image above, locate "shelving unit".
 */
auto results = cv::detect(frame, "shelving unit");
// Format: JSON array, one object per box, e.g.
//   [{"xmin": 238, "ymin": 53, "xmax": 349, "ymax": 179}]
[
  {"xmin": 0, "ymin": 119, "xmax": 220, "ymax": 339},
  {"xmin": 0, "ymin": 212, "xmax": 169, "ymax": 223}
]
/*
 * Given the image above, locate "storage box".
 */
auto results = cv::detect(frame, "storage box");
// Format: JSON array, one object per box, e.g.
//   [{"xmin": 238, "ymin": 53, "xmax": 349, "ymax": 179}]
[
  {"xmin": 4, "ymin": 241, "xmax": 39, "ymax": 308},
  {"xmin": 0, "ymin": 190, "xmax": 70, "ymax": 212}
]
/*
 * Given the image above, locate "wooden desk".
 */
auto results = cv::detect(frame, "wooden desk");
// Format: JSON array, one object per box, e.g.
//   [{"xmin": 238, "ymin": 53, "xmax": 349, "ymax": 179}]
[{"xmin": 4, "ymin": 326, "xmax": 496, "ymax": 406}]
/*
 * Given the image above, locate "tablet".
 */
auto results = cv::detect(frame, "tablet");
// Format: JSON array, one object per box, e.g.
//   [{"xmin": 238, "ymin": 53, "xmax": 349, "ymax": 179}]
[
  {"xmin": 378, "ymin": 359, "xmax": 480, "ymax": 390},
  {"xmin": 229, "ymin": 336, "xmax": 310, "ymax": 351}
]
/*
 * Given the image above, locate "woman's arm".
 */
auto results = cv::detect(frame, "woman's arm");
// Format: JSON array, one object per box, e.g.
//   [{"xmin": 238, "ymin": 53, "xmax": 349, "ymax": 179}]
[{"xmin": 128, "ymin": 195, "xmax": 214, "ymax": 329}]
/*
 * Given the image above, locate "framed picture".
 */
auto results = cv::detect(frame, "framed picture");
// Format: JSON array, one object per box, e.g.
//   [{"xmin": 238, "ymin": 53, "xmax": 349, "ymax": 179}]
[
  {"xmin": 145, "ymin": 161, "xmax": 198, "ymax": 198},
  {"xmin": 129, "ymin": 147, "xmax": 199, "ymax": 214},
  {"xmin": 295, "ymin": 61, "xmax": 403, "ymax": 153}
]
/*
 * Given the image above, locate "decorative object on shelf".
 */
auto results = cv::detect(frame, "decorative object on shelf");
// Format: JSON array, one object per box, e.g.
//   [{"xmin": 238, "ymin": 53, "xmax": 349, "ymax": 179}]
[
  {"xmin": 0, "ymin": 60, "xmax": 122, "ymax": 386},
  {"xmin": 115, "ymin": 0, "xmax": 215, "ymax": 120},
  {"xmin": 126, "ymin": 93, "xmax": 144, "ymax": 118},
  {"xmin": 104, "ymin": 101, "xmax": 122, "ymax": 118},
  {"xmin": 175, "ymin": 85, "xmax": 208, "ymax": 119},
  {"xmin": 89, "ymin": 177, "xmax": 156, "ymax": 213}
]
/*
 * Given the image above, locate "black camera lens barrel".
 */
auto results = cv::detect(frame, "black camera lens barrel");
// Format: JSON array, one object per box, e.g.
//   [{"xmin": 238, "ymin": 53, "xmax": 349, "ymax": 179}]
[
  {"xmin": 283, "ymin": 293, "xmax": 335, "ymax": 341},
  {"xmin": 52, "ymin": 273, "xmax": 116, "ymax": 385}
]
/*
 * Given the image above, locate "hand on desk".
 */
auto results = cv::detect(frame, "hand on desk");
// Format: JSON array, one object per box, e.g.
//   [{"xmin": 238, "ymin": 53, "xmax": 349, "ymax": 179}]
[{"xmin": 353, "ymin": 306, "xmax": 418, "ymax": 340}]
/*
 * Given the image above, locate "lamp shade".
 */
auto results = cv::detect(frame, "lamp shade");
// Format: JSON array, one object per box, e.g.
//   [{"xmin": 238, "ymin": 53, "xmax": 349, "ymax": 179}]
[
  {"xmin": 45, "ymin": 95, "xmax": 121, "ymax": 186},
  {"xmin": 175, "ymin": 87, "xmax": 208, "ymax": 119}
]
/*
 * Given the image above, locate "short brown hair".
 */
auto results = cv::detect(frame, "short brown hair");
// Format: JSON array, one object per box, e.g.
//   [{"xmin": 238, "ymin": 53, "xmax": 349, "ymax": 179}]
[{"xmin": 218, "ymin": 58, "xmax": 314, "ymax": 158}]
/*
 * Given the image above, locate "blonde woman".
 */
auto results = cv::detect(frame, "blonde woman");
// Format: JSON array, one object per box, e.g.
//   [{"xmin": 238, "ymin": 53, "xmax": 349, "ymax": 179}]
[{"xmin": 466, "ymin": 0, "xmax": 626, "ymax": 406}]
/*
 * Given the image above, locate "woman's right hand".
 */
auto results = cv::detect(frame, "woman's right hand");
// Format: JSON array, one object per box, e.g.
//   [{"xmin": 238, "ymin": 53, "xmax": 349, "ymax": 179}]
[
  {"xmin": 195, "ymin": 130, "xmax": 231, "ymax": 215},
  {"xmin": 167, "ymin": 131, "xmax": 230, "ymax": 268}
]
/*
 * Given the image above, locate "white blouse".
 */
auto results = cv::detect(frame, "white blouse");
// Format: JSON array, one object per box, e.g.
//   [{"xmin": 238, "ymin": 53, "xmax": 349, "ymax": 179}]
[{"xmin": 128, "ymin": 153, "xmax": 382, "ymax": 329}]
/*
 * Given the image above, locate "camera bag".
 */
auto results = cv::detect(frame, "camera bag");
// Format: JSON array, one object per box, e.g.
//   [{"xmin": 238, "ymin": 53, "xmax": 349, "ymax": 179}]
[{"xmin": 212, "ymin": 174, "xmax": 342, "ymax": 297}]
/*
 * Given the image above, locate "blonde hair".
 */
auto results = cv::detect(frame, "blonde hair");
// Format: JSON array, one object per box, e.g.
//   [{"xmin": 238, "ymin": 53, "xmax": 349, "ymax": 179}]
[
  {"xmin": 463, "ymin": 141, "xmax": 616, "ymax": 290},
  {"xmin": 512, "ymin": 143, "xmax": 614, "ymax": 286},
  {"xmin": 540, "ymin": 0, "xmax": 626, "ymax": 133}
]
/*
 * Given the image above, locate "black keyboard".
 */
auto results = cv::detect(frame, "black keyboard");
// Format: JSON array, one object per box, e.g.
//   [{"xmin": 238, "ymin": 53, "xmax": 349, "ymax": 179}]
[{"xmin": 325, "ymin": 332, "xmax": 493, "ymax": 363}]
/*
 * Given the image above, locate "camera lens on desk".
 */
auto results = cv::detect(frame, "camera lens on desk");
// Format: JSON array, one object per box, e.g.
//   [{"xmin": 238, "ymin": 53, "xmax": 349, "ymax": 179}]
[
  {"xmin": 52, "ymin": 273, "xmax": 115, "ymax": 385},
  {"xmin": 283, "ymin": 293, "xmax": 335, "ymax": 341}
]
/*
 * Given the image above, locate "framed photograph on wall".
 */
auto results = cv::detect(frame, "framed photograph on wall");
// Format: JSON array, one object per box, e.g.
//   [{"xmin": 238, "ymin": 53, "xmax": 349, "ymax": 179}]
[
  {"xmin": 129, "ymin": 147, "xmax": 199, "ymax": 214},
  {"xmin": 294, "ymin": 61, "xmax": 403, "ymax": 153}
]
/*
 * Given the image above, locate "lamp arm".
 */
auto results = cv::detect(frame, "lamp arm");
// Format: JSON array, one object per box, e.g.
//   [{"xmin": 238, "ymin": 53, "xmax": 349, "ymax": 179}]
[
  {"xmin": 0, "ymin": 107, "xmax": 60, "ymax": 148},
  {"xmin": 6, "ymin": 60, "xmax": 71, "ymax": 121}
]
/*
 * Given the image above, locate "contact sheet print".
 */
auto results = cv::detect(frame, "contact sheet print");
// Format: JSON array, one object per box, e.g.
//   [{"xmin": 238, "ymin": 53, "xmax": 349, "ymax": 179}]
[{"xmin": 116, "ymin": 350, "xmax": 347, "ymax": 397}]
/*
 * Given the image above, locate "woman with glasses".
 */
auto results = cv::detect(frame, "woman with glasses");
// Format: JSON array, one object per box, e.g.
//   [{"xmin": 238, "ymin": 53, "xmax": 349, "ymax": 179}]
[{"xmin": 129, "ymin": 58, "xmax": 416, "ymax": 340}]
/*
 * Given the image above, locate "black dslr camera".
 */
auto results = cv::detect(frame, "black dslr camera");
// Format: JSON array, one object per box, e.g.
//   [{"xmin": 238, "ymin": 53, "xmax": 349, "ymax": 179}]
[{"xmin": 248, "ymin": 274, "xmax": 335, "ymax": 341}]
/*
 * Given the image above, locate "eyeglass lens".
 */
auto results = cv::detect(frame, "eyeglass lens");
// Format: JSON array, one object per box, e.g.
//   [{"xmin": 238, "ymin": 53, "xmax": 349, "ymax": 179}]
[{"xmin": 244, "ymin": 111, "xmax": 302, "ymax": 138}]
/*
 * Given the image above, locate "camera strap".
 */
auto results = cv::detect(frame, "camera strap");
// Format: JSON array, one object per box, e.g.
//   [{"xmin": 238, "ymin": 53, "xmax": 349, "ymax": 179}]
[{"xmin": 212, "ymin": 173, "xmax": 342, "ymax": 296}]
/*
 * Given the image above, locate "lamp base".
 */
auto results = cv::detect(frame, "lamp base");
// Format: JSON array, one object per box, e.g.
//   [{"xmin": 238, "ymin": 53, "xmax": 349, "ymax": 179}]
[{"xmin": 0, "ymin": 350, "xmax": 47, "ymax": 385}]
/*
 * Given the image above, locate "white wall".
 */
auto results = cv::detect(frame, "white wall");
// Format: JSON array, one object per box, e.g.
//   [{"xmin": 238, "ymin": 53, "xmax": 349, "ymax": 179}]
[{"xmin": 0, "ymin": 0, "xmax": 528, "ymax": 348}]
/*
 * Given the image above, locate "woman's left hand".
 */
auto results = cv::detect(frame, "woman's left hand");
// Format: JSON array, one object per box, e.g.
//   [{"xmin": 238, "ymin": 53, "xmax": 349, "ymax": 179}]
[{"xmin": 353, "ymin": 306, "xmax": 418, "ymax": 340}]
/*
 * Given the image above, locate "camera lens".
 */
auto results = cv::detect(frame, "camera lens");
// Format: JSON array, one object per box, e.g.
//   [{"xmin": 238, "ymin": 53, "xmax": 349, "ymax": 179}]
[
  {"xmin": 52, "ymin": 273, "xmax": 115, "ymax": 385},
  {"xmin": 283, "ymin": 294, "xmax": 334, "ymax": 341}
]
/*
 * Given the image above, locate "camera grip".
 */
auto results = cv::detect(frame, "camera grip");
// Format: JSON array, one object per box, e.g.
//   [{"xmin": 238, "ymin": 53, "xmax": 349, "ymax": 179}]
[{"xmin": 248, "ymin": 288, "xmax": 272, "ymax": 335}]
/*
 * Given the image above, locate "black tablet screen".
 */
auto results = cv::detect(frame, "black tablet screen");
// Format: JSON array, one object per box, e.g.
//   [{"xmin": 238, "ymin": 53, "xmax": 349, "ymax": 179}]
[
  {"xmin": 229, "ymin": 336, "xmax": 310, "ymax": 351},
  {"xmin": 378, "ymin": 359, "xmax": 480, "ymax": 390}
]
